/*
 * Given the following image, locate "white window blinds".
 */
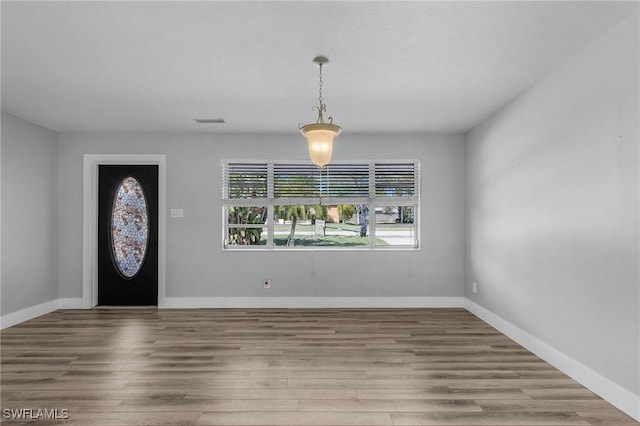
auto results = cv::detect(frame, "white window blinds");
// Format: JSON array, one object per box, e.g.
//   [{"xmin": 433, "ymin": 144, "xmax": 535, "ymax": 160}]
[
  {"xmin": 222, "ymin": 163, "xmax": 268, "ymax": 199},
  {"xmin": 223, "ymin": 161, "xmax": 418, "ymax": 201},
  {"xmin": 375, "ymin": 163, "xmax": 417, "ymax": 197}
]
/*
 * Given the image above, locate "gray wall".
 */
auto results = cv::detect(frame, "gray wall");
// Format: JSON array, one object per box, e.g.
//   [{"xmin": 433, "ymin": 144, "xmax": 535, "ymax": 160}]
[
  {"xmin": 58, "ymin": 132, "xmax": 465, "ymax": 299},
  {"xmin": 1, "ymin": 112, "xmax": 59, "ymax": 315},
  {"xmin": 465, "ymin": 16, "xmax": 639, "ymax": 395}
]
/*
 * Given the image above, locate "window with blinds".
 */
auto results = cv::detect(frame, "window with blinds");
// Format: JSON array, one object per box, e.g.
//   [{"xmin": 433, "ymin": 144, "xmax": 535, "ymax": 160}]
[
  {"xmin": 222, "ymin": 161, "xmax": 419, "ymax": 250},
  {"xmin": 222, "ymin": 163, "xmax": 268, "ymax": 199},
  {"xmin": 223, "ymin": 162, "xmax": 418, "ymax": 201},
  {"xmin": 375, "ymin": 163, "xmax": 416, "ymax": 197}
]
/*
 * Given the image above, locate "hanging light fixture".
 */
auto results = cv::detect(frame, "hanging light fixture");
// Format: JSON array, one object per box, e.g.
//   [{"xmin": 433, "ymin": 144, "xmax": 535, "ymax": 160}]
[{"xmin": 299, "ymin": 56, "xmax": 341, "ymax": 168}]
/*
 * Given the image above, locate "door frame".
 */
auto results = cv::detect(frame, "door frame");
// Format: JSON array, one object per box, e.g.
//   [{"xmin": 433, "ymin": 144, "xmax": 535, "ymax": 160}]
[{"xmin": 83, "ymin": 154, "xmax": 166, "ymax": 308}]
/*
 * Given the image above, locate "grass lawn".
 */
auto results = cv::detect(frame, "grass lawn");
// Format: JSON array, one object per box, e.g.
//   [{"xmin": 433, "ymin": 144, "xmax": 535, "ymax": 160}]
[
  {"xmin": 274, "ymin": 223, "xmax": 411, "ymax": 233},
  {"xmin": 274, "ymin": 223, "xmax": 364, "ymax": 235},
  {"xmin": 274, "ymin": 224, "xmax": 312, "ymax": 233},
  {"xmin": 273, "ymin": 235, "xmax": 387, "ymax": 247}
]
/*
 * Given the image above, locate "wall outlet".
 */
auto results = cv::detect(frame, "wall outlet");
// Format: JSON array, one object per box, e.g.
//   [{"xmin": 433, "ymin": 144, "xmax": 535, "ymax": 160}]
[
  {"xmin": 264, "ymin": 279, "xmax": 271, "ymax": 289},
  {"xmin": 408, "ymin": 270, "xmax": 414, "ymax": 279},
  {"xmin": 472, "ymin": 282, "xmax": 478, "ymax": 294}
]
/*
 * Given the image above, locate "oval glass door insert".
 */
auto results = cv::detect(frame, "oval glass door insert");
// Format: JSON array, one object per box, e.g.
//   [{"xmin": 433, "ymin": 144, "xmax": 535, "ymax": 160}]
[{"xmin": 111, "ymin": 176, "xmax": 149, "ymax": 278}]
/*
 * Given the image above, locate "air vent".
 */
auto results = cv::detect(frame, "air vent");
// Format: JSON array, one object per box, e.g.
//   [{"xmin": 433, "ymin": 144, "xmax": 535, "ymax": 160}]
[{"xmin": 194, "ymin": 118, "xmax": 225, "ymax": 124}]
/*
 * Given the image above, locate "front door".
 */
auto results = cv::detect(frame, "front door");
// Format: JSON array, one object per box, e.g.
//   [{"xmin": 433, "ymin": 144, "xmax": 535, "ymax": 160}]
[{"xmin": 98, "ymin": 165, "xmax": 158, "ymax": 306}]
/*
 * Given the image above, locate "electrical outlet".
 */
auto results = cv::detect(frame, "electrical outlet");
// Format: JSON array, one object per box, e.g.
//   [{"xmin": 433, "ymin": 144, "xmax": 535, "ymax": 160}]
[
  {"xmin": 264, "ymin": 279, "xmax": 271, "ymax": 289},
  {"xmin": 472, "ymin": 282, "xmax": 478, "ymax": 293},
  {"xmin": 408, "ymin": 270, "xmax": 414, "ymax": 279}
]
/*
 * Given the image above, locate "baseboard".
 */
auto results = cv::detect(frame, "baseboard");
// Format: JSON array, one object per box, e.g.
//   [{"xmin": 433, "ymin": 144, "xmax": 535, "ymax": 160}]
[
  {"xmin": 161, "ymin": 296, "xmax": 465, "ymax": 309},
  {"xmin": 1, "ymin": 297, "xmax": 464, "ymax": 328},
  {"xmin": 464, "ymin": 299, "xmax": 640, "ymax": 422},
  {"xmin": 0, "ymin": 299, "xmax": 60, "ymax": 330},
  {"xmin": 1, "ymin": 298, "xmax": 86, "ymax": 330}
]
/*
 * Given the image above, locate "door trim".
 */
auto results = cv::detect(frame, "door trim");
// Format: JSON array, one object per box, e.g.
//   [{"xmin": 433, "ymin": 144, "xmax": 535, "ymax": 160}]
[{"xmin": 83, "ymin": 154, "xmax": 166, "ymax": 308}]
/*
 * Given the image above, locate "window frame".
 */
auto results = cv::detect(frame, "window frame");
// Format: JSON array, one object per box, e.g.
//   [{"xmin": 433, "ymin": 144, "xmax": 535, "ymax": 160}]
[{"xmin": 222, "ymin": 160, "xmax": 420, "ymax": 250}]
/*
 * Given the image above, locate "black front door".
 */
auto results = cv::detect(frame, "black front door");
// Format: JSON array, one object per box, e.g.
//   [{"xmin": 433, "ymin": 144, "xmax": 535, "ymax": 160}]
[{"xmin": 98, "ymin": 165, "xmax": 158, "ymax": 306}]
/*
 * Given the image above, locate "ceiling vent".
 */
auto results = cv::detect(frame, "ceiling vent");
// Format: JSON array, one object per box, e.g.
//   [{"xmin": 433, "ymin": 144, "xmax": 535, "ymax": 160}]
[{"xmin": 194, "ymin": 118, "xmax": 225, "ymax": 124}]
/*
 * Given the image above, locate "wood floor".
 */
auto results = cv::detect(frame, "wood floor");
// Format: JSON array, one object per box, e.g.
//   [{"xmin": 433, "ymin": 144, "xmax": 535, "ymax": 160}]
[{"xmin": 1, "ymin": 308, "xmax": 637, "ymax": 425}]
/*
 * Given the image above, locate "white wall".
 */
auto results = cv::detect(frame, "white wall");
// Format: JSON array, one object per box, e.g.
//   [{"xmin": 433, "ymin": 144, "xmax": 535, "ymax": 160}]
[
  {"xmin": 1, "ymin": 112, "xmax": 59, "ymax": 315},
  {"xmin": 465, "ymin": 14, "xmax": 639, "ymax": 401},
  {"xmin": 58, "ymin": 132, "xmax": 465, "ymax": 302}
]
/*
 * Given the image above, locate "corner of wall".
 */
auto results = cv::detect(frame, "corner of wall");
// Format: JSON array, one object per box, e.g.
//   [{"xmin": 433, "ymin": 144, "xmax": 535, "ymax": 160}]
[{"xmin": 464, "ymin": 298, "xmax": 640, "ymax": 421}]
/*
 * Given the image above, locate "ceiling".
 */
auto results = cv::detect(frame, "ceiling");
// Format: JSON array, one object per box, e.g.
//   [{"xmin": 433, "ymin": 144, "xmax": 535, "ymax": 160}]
[{"xmin": 1, "ymin": 1, "xmax": 637, "ymax": 134}]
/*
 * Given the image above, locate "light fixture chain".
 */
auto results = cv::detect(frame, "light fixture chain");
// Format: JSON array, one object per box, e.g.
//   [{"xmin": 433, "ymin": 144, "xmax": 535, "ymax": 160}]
[{"xmin": 318, "ymin": 63, "xmax": 324, "ymax": 107}]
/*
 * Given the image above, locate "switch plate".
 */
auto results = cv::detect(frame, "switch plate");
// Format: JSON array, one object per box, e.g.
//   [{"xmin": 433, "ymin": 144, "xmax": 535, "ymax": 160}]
[{"xmin": 170, "ymin": 208, "xmax": 184, "ymax": 218}]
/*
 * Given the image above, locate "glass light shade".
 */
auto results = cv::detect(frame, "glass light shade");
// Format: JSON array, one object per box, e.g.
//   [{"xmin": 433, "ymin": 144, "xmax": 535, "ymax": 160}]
[{"xmin": 300, "ymin": 123, "xmax": 342, "ymax": 168}]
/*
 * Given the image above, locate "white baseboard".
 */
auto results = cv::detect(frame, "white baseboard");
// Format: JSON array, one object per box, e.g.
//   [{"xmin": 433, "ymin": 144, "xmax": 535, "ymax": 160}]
[
  {"xmin": 0, "ymin": 299, "xmax": 60, "ymax": 330},
  {"xmin": 161, "ymin": 296, "xmax": 465, "ymax": 309},
  {"xmin": 1, "ymin": 297, "xmax": 464, "ymax": 329},
  {"xmin": 464, "ymin": 299, "xmax": 640, "ymax": 422},
  {"xmin": 1, "ymin": 298, "xmax": 86, "ymax": 330}
]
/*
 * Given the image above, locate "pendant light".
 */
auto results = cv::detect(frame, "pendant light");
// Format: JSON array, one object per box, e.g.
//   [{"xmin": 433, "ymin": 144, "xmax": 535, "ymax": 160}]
[{"xmin": 299, "ymin": 56, "xmax": 341, "ymax": 168}]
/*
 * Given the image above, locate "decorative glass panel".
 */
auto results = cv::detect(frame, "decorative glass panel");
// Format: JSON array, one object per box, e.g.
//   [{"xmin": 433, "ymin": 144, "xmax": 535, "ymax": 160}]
[{"xmin": 111, "ymin": 177, "xmax": 149, "ymax": 277}]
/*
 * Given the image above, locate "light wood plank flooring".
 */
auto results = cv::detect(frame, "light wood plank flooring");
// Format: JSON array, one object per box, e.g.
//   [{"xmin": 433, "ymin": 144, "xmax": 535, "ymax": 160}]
[{"xmin": 1, "ymin": 308, "xmax": 637, "ymax": 425}]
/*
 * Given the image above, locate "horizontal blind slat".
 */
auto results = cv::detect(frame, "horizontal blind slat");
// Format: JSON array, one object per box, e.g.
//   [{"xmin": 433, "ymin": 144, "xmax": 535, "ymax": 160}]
[
  {"xmin": 374, "ymin": 163, "xmax": 416, "ymax": 197},
  {"xmin": 224, "ymin": 163, "xmax": 268, "ymax": 199}
]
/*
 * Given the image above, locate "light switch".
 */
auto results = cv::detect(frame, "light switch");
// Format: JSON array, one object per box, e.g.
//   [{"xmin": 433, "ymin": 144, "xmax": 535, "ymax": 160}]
[{"xmin": 170, "ymin": 208, "xmax": 184, "ymax": 218}]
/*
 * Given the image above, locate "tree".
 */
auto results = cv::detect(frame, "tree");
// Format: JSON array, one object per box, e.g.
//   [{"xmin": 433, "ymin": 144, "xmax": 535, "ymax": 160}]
[
  {"xmin": 354, "ymin": 204, "xmax": 368, "ymax": 224},
  {"xmin": 311, "ymin": 204, "xmax": 328, "ymax": 220},
  {"xmin": 275, "ymin": 205, "xmax": 313, "ymax": 222},
  {"xmin": 398, "ymin": 206, "xmax": 414, "ymax": 224},
  {"xmin": 274, "ymin": 204, "xmax": 312, "ymax": 246},
  {"xmin": 337, "ymin": 204, "xmax": 355, "ymax": 222},
  {"xmin": 227, "ymin": 206, "xmax": 266, "ymax": 245}
]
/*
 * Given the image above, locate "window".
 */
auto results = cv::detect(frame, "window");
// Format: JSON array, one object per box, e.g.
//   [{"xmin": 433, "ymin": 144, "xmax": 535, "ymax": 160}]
[
  {"xmin": 226, "ymin": 206, "xmax": 268, "ymax": 246},
  {"xmin": 222, "ymin": 161, "xmax": 419, "ymax": 249}
]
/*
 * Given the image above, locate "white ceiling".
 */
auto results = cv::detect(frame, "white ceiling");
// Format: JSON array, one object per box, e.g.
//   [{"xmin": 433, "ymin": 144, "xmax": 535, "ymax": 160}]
[{"xmin": 1, "ymin": 1, "xmax": 637, "ymax": 134}]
